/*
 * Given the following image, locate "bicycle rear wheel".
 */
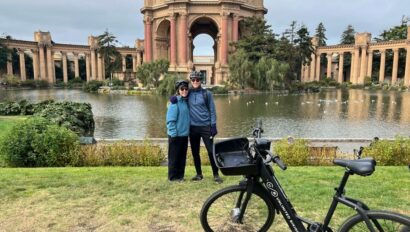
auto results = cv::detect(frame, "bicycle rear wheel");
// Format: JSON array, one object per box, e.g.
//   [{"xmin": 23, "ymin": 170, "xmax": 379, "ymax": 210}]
[
  {"xmin": 339, "ymin": 210, "xmax": 410, "ymax": 232},
  {"xmin": 200, "ymin": 184, "xmax": 275, "ymax": 232}
]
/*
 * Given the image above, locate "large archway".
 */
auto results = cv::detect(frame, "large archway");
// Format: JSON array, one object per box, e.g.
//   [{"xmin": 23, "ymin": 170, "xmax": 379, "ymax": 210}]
[
  {"xmin": 189, "ymin": 17, "xmax": 219, "ymax": 85},
  {"xmin": 155, "ymin": 19, "xmax": 170, "ymax": 60}
]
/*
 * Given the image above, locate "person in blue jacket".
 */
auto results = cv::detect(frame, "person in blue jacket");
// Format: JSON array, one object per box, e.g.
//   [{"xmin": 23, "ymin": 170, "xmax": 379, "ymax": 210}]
[
  {"xmin": 188, "ymin": 71, "xmax": 222, "ymax": 184},
  {"xmin": 166, "ymin": 80, "xmax": 190, "ymax": 182}
]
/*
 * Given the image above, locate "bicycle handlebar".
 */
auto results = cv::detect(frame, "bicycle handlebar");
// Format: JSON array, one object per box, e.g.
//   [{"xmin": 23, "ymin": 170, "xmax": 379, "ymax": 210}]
[{"xmin": 266, "ymin": 151, "xmax": 287, "ymax": 170}]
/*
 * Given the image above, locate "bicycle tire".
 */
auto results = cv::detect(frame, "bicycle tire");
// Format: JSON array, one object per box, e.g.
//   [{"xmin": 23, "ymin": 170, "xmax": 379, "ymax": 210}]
[
  {"xmin": 339, "ymin": 210, "xmax": 410, "ymax": 232},
  {"xmin": 200, "ymin": 184, "xmax": 275, "ymax": 232}
]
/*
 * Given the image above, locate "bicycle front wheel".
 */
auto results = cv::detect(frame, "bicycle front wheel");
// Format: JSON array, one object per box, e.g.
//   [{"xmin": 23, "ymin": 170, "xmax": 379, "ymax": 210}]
[
  {"xmin": 200, "ymin": 185, "xmax": 275, "ymax": 232},
  {"xmin": 339, "ymin": 210, "xmax": 410, "ymax": 232}
]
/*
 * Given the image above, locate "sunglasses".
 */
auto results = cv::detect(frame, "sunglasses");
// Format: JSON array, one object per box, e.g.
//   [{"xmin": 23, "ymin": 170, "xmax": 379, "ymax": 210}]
[
  {"xmin": 191, "ymin": 79, "xmax": 201, "ymax": 83},
  {"xmin": 179, "ymin": 87, "xmax": 189, "ymax": 91}
]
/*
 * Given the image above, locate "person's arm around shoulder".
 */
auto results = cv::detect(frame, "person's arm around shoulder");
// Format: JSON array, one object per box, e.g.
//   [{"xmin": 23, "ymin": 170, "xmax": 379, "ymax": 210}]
[{"xmin": 166, "ymin": 102, "xmax": 178, "ymax": 137}]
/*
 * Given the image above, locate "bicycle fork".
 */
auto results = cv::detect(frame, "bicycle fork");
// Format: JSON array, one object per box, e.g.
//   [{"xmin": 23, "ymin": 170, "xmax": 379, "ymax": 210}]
[{"xmin": 232, "ymin": 178, "xmax": 255, "ymax": 223}]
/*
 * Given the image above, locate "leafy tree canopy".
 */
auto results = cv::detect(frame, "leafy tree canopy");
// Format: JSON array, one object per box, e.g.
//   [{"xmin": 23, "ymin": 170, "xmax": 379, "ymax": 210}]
[
  {"xmin": 375, "ymin": 16, "xmax": 409, "ymax": 41},
  {"xmin": 96, "ymin": 30, "xmax": 122, "ymax": 79}
]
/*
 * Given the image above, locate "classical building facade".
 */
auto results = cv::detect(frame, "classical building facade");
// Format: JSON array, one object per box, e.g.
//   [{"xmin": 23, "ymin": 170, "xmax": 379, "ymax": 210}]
[
  {"xmin": 140, "ymin": 0, "xmax": 267, "ymax": 84},
  {"xmin": 0, "ymin": 31, "xmax": 143, "ymax": 84},
  {"xmin": 302, "ymin": 26, "xmax": 410, "ymax": 87}
]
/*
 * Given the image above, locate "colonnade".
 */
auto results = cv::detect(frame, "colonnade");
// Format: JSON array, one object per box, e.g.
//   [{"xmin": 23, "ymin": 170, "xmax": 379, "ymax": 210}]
[
  {"xmin": 302, "ymin": 28, "xmax": 410, "ymax": 86},
  {"xmin": 2, "ymin": 32, "xmax": 143, "ymax": 84}
]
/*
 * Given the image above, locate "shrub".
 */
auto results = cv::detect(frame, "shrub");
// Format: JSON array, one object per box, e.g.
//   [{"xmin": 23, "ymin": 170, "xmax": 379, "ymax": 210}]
[
  {"xmin": 83, "ymin": 80, "xmax": 104, "ymax": 92},
  {"xmin": 2, "ymin": 75, "xmax": 20, "ymax": 87},
  {"xmin": 35, "ymin": 80, "xmax": 49, "ymax": 88},
  {"xmin": 362, "ymin": 137, "xmax": 410, "ymax": 166},
  {"xmin": 0, "ymin": 101, "xmax": 22, "ymax": 115},
  {"xmin": 209, "ymin": 86, "xmax": 229, "ymax": 94},
  {"xmin": 0, "ymin": 117, "xmax": 80, "ymax": 167},
  {"xmin": 77, "ymin": 140, "xmax": 165, "ymax": 166},
  {"xmin": 273, "ymin": 138, "xmax": 310, "ymax": 166},
  {"xmin": 20, "ymin": 80, "xmax": 37, "ymax": 88}
]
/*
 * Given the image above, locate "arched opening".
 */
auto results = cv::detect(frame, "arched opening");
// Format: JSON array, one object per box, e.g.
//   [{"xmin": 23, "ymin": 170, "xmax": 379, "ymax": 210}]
[
  {"xmin": 155, "ymin": 20, "xmax": 170, "ymax": 60},
  {"xmin": 190, "ymin": 17, "xmax": 219, "ymax": 85}
]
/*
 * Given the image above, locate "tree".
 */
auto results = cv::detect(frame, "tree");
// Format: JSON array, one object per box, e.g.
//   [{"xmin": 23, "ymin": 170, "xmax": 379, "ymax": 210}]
[
  {"xmin": 295, "ymin": 25, "xmax": 314, "ymax": 66},
  {"xmin": 136, "ymin": 59, "xmax": 169, "ymax": 87},
  {"xmin": 315, "ymin": 22, "xmax": 327, "ymax": 46},
  {"xmin": 340, "ymin": 25, "xmax": 356, "ymax": 44},
  {"xmin": 0, "ymin": 36, "xmax": 12, "ymax": 75},
  {"xmin": 233, "ymin": 16, "xmax": 277, "ymax": 62},
  {"xmin": 283, "ymin": 21, "xmax": 298, "ymax": 45},
  {"xmin": 375, "ymin": 15, "xmax": 409, "ymax": 41},
  {"xmin": 228, "ymin": 49, "xmax": 252, "ymax": 89},
  {"xmin": 96, "ymin": 30, "xmax": 122, "ymax": 79}
]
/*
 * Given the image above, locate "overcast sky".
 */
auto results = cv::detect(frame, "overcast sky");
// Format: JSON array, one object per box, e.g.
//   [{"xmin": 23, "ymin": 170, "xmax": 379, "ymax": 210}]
[{"xmin": 0, "ymin": 0, "xmax": 409, "ymax": 56}]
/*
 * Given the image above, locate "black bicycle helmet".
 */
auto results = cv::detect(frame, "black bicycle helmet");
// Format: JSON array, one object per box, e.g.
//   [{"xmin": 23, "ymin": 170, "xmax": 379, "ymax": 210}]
[
  {"xmin": 189, "ymin": 71, "xmax": 202, "ymax": 80},
  {"xmin": 175, "ymin": 80, "xmax": 189, "ymax": 90}
]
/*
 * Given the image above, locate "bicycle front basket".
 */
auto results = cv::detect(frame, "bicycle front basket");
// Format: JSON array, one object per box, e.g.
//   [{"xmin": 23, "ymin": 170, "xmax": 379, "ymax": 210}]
[{"xmin": 213, "ymin": 137, "xmax": 258, "ymax": 176}]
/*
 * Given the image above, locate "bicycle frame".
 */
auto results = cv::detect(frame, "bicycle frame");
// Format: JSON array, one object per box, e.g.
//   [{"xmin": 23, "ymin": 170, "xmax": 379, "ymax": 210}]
[{"xmin": 244, "ymin": 155, "xmax": 377, "ymax": 232}]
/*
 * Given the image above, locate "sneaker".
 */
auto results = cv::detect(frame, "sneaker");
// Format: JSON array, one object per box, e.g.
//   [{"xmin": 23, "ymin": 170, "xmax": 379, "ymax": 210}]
[
  {"xmin": 214, "ymin": 175, "xmax": 223, "ymax": 184},
  {"xmin": 191, "ymin": 174, "xmax": 203, "ymax": 181}
]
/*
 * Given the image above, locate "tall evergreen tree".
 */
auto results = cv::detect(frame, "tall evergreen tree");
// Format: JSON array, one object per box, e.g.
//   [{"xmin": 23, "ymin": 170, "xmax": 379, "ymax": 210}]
[
  {"xmin": 233, "ymin": 16, "xmax": 276, "ymax": 62},
  {"xmin": 296, "ymin": 25, "xmax": 314, "ymax": 66},
  {"xmin": 375, "ymin": 15, "xmax": 409, "ymax": 41},
  {"xmin": 340, "ymin": 25, "xmax": 356, "ymax": 44},
  {"xmin": 315, "ymin": 22, "xmax": 327, "ymax": 46}
]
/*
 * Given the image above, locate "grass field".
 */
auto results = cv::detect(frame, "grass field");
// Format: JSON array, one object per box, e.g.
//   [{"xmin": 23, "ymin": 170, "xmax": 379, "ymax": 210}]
[{"xmin": 0, "ymin": 166, "xmax": 408, "ymax": 231}]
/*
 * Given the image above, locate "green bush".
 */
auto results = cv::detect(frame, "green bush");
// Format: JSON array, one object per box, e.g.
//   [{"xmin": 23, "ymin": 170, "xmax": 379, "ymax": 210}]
[
  {"xmin": 362, "ymin": 137, "xmax": 410, "ymax": 165},
  {"xmin": 2, "ymin": 75, "xmax": 20, "ymax": 87},
  {"xmin": 35, "ymin": 80, "xmax": 49, "ymax": 88},
  {"xmin": 0, "ymin": 101, "xmax": 22, "ymax": 115},
  {"xmin": 0, "ymin": 117, "xmax": 80, "ymax": 167},
  {"xmin": 83, "ymin": 80, "xmax": 104, "ymax": 92},
  {"xmin": 78, "ymin": 140, "xmax": 165, "ymax": 166},
  {"xmin": 273, "ymin": 138, "xmax": 310, "ymax": 166},
  {"xmin": 20, "ymin": 80, "xmax": 37, "ymax": 88},
  {"xmin": 209, "ymin": 86, "xmax": 229, "ymax": 94}
]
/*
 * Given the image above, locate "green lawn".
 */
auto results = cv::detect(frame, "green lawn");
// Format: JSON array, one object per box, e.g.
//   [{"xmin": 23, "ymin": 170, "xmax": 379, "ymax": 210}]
[{"xmin": 0, "ymin": 166, "xmax": 408, "ymax": 231}]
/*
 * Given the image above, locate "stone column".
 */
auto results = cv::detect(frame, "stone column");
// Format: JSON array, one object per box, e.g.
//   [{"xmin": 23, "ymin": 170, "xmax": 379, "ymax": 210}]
[
  {"xmin": 46, "ymin": 46, "xmax": 53, "ymax": 83},
  {"xmin": 367, "ymin": 50, "xmax": 373, "ymax": 78},
  {"xmin": 310, "ymin": 53, "xmax": 316, "ymax": 82},
  {"xmin": 144, "ymin": 16, "xmax": 153, "ymax": 63},
  {"xmin": 315, "ymin": 53, "xmax": 321, "ymax": 81},
  {"xmin": 52, "ymin": 52, "xmax": 56, "ymax": 83},
  {"xmin": 6, "ymin": 53, "xmax": 13, "ymax": 75},
  {"xmin": 62, "ymin": 52, "xmax": 68, "ymax": 84},
  {"xmin": 169, "ymin": 14, "xmax": 177, "ymax": 66},
  {"xmin": 304, "ymin": 65, "xmax": 310, "ymax": 81},
  {"xmin": 39, "ymin": 46, "xmax": 46, "ymax": 80},
  {"xmin": 233, "ymin": 15, "xmax": 240, "ymax": 42},
  {"xmin": 392, "ymin": 48, "xmax": 399, "ymax": 85},
  {"xmin": 359, "ymin": 46, "xmax": 368, "ymax": 84},
  {"xmin": 122, "ymin": 55, "xmax": 126, "ymax": 72},
  {"xmin": 18, "ymin": 50, "xmax": 26, "ymax": 81},
  {"xmin": 85, "ymin": 54, "xmax": 91, "ymax": 82},
  {"xmin": 137, "ymin": 52, "xmax": 142, "ymax": 67},
  {"xmin": 91, "ymin": 50, "xmax": 97, "ymax": 80},
  {"xmin": 132, "ymin": 56, "xmax": 137, "ymax": 72},
  {"xmin": 97, "ymin": 53, "xmax": 103, "ymax": 80},
  {"xmin": 32, "ymin": 49, "xmax": 39, "ymax": 80},
  {"xmin": 178, "ymin": 13, "xmax": 188, "ymax": 66},
  {"xmin": 352, "ymin": 47, "xmax": 360, "ymax": 84},
  {"xmin": 405, "ymin": 46, "xmax": 410, "ymax": 86},
  {"xmin": 338, "ymin": 52, "xmax": 344, "ymax": 83},
  {"xmin": 326, "ymin": 53, "xmax": 332, "ymax": 78},
  {"xmin": 350, "ymin": 52, "xmax": 355, "ymax": 83},
  {"xmin": 379, "ymin": 49, "xmax": 386, "ymax": 83},
  {"xmin": 73, "ymin": 53, "xmax": 79, "ymax": 78},
  {"xmin": 220, "ymin": 12, "xmax": 229, "ymax": 66}
]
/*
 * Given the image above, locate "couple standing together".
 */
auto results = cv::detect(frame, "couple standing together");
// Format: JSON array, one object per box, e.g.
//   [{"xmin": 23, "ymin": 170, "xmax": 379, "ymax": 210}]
[{"xmin": 166, "ymin": 71, "xmax": 222, "ymax": 184}]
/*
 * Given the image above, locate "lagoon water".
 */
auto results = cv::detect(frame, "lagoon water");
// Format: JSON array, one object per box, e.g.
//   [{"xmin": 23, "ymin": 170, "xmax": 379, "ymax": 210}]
[{"xmin": 1, "ymin": 89, "xmax": 410, "ymax": 140}]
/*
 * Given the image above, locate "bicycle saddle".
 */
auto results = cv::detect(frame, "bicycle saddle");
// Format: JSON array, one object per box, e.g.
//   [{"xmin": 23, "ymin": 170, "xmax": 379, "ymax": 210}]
[{"xmin": 333, "ymin": 158, "xmax": 376, "ymax": 176}]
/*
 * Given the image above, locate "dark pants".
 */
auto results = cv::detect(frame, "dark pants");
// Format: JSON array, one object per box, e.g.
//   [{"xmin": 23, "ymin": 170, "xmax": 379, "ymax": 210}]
[
  {"xmin": 168, "ymin": 136, "xmax": 188, "ymax": 181},
  {"xmin": 190, "ymin": 125, "xmax": 219, "ymax": 176}
]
